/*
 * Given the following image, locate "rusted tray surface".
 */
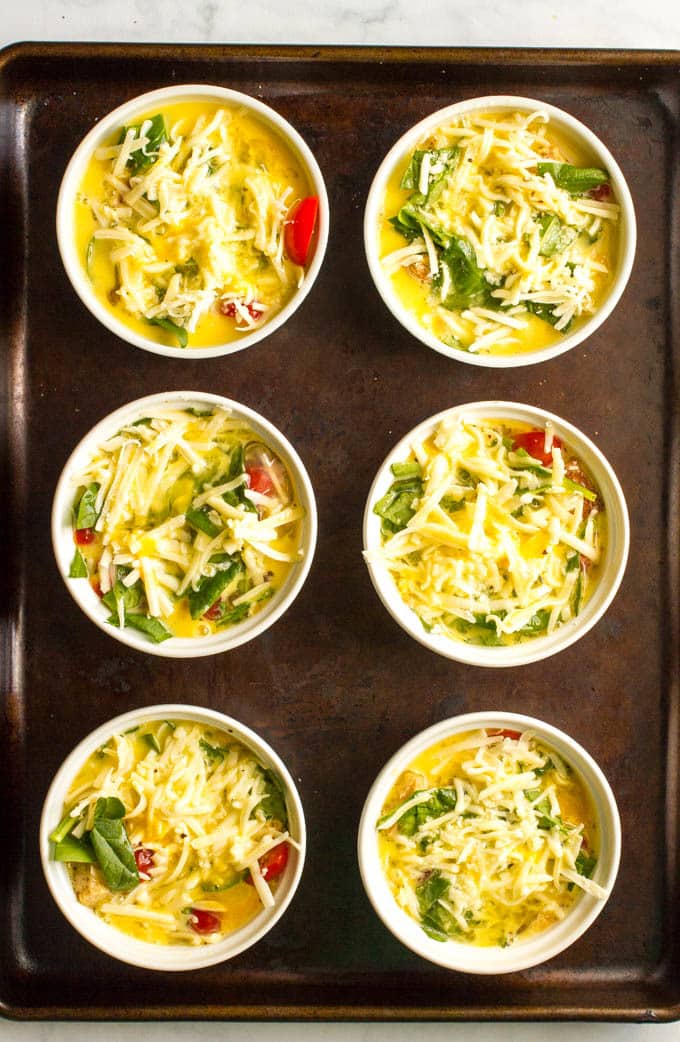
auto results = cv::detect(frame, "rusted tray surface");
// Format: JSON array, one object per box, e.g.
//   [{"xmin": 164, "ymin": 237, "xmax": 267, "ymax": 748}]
[{"xmin": 1, "ymin": 43, "xmax": 679, "ymax": 1021}]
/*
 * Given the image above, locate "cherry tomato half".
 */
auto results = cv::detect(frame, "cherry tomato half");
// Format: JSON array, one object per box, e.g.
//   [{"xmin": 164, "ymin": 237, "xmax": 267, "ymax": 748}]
[
  {"xmin": 203, "ymin": 601, "xmax": 223, "ymax": 621},
  {"xmin": 284, "ymin": 197, "xmax": 319, "ymax": 266},
  {"xmin": 75, "ymin": 527, "xmax": 95, "ymax": 545},
  {"xmin": 188, "ymin": 908, "xmax": 222, "ymax": 935},
  {"xmin": 134, "ymin": 848, "xmax": 155, "ymax": 876},
  {"xmin": 218, "ymin": 299, "xmax": 263, "ymax": 320},
  {"xmin": 246, "ymin": 466, "xmax": 274, "ymax": 495},
  {"xmin": 589, "ymin": 182, "xmax": 612, "ymax": 201},
  {"xmin": 512, "ymin": 430, "xmax": 561, "ymax": 467},
  {"xmin": 245, "ymin": 841, "xmax": 289, "ymax": 886},
  {"xmin": 488, "ymin": 728, "xmax": 523, "ymax": 740}
]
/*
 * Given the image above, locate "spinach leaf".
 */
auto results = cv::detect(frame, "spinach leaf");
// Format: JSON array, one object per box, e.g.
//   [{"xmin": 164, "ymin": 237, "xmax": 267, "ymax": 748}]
[
  {"xmin": 121, "ymin": 113, "xmax": 167, "ymax": 174},
  {"xmin": 453, "ymin": 613, "xmax": 505, "ymax": 646},
  {"xmin": 536, "ymin": 162, "xmax": 609, "ymax": 195},
  {"xmin": 215, "ymin": 601, "xmax": 251, "ymax": 627},
  {"xmin": 537, "ymin": 213, "xmax": 577, "ymax": 257},
  {"xmin": 518, "ymin": 609, "xmax": 550, "ymax": 636},
  {"xmin": 525, "ymin": 300, "xmax": 572, "ymax": 332},
  {"xmin": 102, "ymin": 566, "xmax": 144, "ymax": 615},
  {"xmin": 568, "ymin": 849, "xmax": 598, "ymax": 891},
  {"xmin": 187, "ymin": 555, "xmax": 243, "ymax": 620},
  {"xmin": 534, "ymin": 797, "xmax": 564, "ymax": 831},
  {"xmin": 75, "ymin": 482, "xmax": 100, "ymax": 530},
  {"xmin": 393, "ymin": 787, "xmax": 457, "ymax": 836},
  {"xmin": 69, "ymin": 548, "xmax": 89, "ymax": 578},
  {"xmin": 374, "ymin": 472, "xmax": 424, "ymax": 536},
  {"xmin": 434, "ymin": 236, "xmax": 494, "ymax": 311},
  {"xmin": 94, "ymin": 797, "xmax": 126, "ymax": 821},
  {"xmin": 106, "ymin": 611, "xmax": 172, "ymax": 643},
  {"xmin": 416, "ymin": 870, "xmax": 459, "ymax": 941},
  {"xmin": 388, "ymin": 213, "xmax": 422, "ymax": 242},
  {"xmin": 440, "ymin": 495, "xmax": 465, "ymax": 514},
  {"xmin": 147, "ymin": 316, "xmax": 188, "ymax": 348},
  {"xmin": 533, "ymin": 757, "xmax": 554, "ymax": 777},
  {"xmin": 175, "ymin": 257, "xmax": 199, "ymax": 279},
  {"xmin": 400, "ymin": 147, "xmax": 460, "ymax": 198},
  {"xmin": 199, "ymin": 737, "xmax": 230, "ymax": 765},
  {"xmin": 185, "ymin": 505, "xmax": 221, "ymax": 538},
  {"xmin": 256, "ymin": 768, "xmax": 288, "ymax": 826},
  {"xmin": 53, "ymin": 834, "xmax": 96, "ymax": 864},
  {"xmin": 575, "ymin": 849, "xmax": 597, "ymax": 878},
  {"xmin": 391, "ymin": 461, "xmax": 422, "ymax": 480},
  {"xmin": 90, "ymin": 817, "xmax": 139, "ymax": 891},
  {"xmin": 141, "ymin": 732, "xmax": 161, "ymax": 754},
  {"xmin": 208, "ymin": 444, "xmax": 257, "ymax": 514},
  {"xmin": 398, "ymin": 202, "xmax": 450, "ymax": 247}
]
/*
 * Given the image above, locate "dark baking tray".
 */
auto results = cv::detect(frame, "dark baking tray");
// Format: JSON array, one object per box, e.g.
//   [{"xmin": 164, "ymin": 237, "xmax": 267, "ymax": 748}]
[{"xmin": 1, "ymin": 42, "xmax": 679, "ymax": 1022}]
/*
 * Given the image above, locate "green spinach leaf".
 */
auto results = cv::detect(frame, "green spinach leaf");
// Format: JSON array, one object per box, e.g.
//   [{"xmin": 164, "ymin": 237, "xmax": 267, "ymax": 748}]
[
  {"xmin": 147, "ymin": 316, "xmax": 188, "ymax": 348},
  {"xmin": 256, "ymin": 768, "xmax": 288, "ymax": 826},
  {"xmin": 121, "ymin": 113, "xmax": 167, "ymax": 174},
  {"xmin": 185, "ymin": 505, "xmax": 221, "ymax": 537},
  {"xmin": 537, "ymin": 213, "xmax": 577, "ymax": 257},
  {"xmin": 90, "ymin": 817, "xmax": 139, "ymax": 891},
  {"xmin": 199, "ymin": 737, "xmax": 230, "ymax": 765},
  {"xmin": 392, "ymin": 787, "xmax": 457, "ymax": 836},
  {"xmin": 69, "ymin": 548, "xmax": 89, "ymax": 578},
  {"xmin": 106, "ymin": 611, "xmax": 172, "ymax": 643},
  {"xmin": 75, "ymin": 482, "xmax": 100, "ymax": 530},
  {"xmin": 94, "ymin": 797, "xmax": 126, "ymax": 821},
  {"xmin": 536, "ymin": 162, "xmax": 609, "ymax": 195},
  {"xmin": 416, "ymin": 870, "xmax": 459, "ymax": 941},
  {"xmin": 434, "ymin": 236, "xmax": 494, "ymax": 311},
  {"xmin": 187, "ymin": 555, "xmax": 243, "ymax": 619}
]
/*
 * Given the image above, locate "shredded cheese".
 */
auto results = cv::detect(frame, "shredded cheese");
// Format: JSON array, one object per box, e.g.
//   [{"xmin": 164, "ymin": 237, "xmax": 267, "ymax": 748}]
[
  {"xmin": 60, "ymin": 721, "xmax": 292, "ymax": 945},
  {"xmin": 69, "ymin": 407, "xmax": 303, "ymax": 640},
  {"xmin": 81, "ymin": 105, "xmax": 309, "ymax": 344},
  {"xmin": 382, "ymin": 109, "xmax": 619, "ymax": 355},
  {"xmin": 367, "ymin": 415, "xmax": 603, "ymax": 645},
  {"xmin": 378, "ymin": 729, "xmax": 606, "ymax": 947}
]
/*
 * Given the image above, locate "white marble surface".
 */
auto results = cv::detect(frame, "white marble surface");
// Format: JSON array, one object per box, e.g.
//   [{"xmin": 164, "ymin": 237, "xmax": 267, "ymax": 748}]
[{"xmin": 2, "ymin": 1, "xmax": 679, "ymax": 1039}]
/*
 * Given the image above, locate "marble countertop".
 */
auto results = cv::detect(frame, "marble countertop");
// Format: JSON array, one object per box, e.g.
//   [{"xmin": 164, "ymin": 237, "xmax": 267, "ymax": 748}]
[{"xmin": 2, "ymin": 2, "xmax": 679, "ymax": 1039}]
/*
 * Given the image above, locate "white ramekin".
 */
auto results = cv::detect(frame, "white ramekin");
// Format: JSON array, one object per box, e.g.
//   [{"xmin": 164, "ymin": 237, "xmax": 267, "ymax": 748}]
[
  {"xmin": 363, "ymin": 400, "xmax": 629, "ymax": 667},
  {"xmin": 364, "ymin": 95, "xmax": 636, "ymax": 368},
  {"xmin": 358, "ymin": 710, "xmax": 621, "ymax": 974},
  {"xmin": 40, "ymin": 704, "xmax": 306, "ymax": 971},
  {"xmin": 56, "ymin": 83, "xmax": 329, "ymax": 359},
  {"xmin": 52, "ymin": 391, "xmax": 317, "ymax": 657}
]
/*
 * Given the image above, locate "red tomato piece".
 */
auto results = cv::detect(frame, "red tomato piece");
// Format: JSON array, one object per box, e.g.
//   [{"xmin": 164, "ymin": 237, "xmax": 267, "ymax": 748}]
[
  {"xmin": 488, "ymin": 728, "xmax": 523, "ymax": 740},
  {"xmin": 245, "ymin": 842, "xmax": 289, "ymax": 885},
  {"xmin": 218, "ymin": 299, "xmax": 263, "ymax": 320},
  {"xmin": 589, "ymin": 182, "xmax": 612, "ymax": 201},
  {"xmin": 284, "ymin": 197, "xmax": 319, "ymax": 266},
  {"xmin": 512, "ymin": 430, "xmax": 562, "ymax": 467},
  {"xmin": 203, "ymin": 601, "xmax": 223, "ymax": 621},
  {"xmin": 134, "ymin": 848, "xmax": 155, "ymax": 876},
  {"xmin": 75, "ymin": 527, "xmax": 95, "ymax": 545},
  {"xmin": 91, "ymin": 581, "xmax": 103, "ymax": 599},
  {"xmin": 246, "ymin": 466, "xmax": 274, "ymax": 495},
  {"xmin": 188, "ymin": 908, "xmax": 222, "ymax": 935}
]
